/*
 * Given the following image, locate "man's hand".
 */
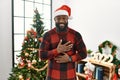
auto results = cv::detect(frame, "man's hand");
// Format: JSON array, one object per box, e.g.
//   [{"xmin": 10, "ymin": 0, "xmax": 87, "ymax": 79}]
[
  {"xmin": 54, "ymin": 53, "xmax": 70, "ymax": 63},
  {"xmin": 57, "ymin": 39, "xmax": 73, "ymax": 54}
]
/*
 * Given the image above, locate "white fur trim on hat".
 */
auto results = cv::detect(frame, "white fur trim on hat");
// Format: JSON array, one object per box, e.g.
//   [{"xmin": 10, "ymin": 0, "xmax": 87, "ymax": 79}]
[{"xmin": 54, "ymin": 10, "xmax": 69, "ymax": 17}]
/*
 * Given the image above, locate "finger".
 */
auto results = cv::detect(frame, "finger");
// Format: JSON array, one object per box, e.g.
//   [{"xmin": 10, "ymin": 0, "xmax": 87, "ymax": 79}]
[
  {"xmin": 56, "ymin": 60, "xmax": 65, "ymax": 63},
  {"xmin": 64, "ymin": 41, "xmax": 71, "ymax": 46},
  {"xmin": 54, "ymin": 56, "xmax": 62, "ymax": 60},
  {"xmin": 58, "ymin": 39, "xmax": 62, "ymax": 45},
  {"xmin": 56, "ymin": 59, "xmax": 63, "ymax": 63},
  {"xmin": 54, "ymin": 57, "xmax": 60, "ymax": 60},
  {"xmin": 55, "ymin": 58, "xmax": 63, "ymax": 63},
  {"xmin": 63, "ymin": 53, "xmax": 69, "ymax": 58},
  {"xmin": 61, "ymin": 53, "xmax": 66, "ymax": 55},
  {"xmin": 56, "ymin": 60, "xmax": 61, "ymax": 63},
  {"xmin": 56, "ymin": 60, "xmax": 59, "ymax": 63},
  {"xmin": 65, "ymin": 44, "xmax": 73, "ymax": 51},
  {"xmin": 55, "ymin": 56, "xmax": 62, "ymax": 59},
  {"xmin": 64, "ymin": 48, "xmax": 71, "ymax": 52},
  {"xmin": 68, "ymin": 44, "xmax": 73, "ymax": 48}
]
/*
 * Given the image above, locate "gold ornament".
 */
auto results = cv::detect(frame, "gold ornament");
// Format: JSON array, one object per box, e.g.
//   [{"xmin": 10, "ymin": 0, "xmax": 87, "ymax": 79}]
[
  {"xmin": 32, "ymin": 59, "xmax": 37, "ymax": 64},
  {"xmin": 19, "ymin": 75, "xmax": 23, "ymax": 79},
  {"xmin": 25, "ymin": 53, "xmax": 29, "ymax": 57}
]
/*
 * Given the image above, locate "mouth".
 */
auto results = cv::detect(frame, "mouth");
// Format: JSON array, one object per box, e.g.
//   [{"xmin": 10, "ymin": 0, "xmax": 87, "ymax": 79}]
[
  {"xmin": 59, "ymin": 24, "xmax": 65, "ymax": 28},
  {"xmin": 56, "ymin": 22, "xmax": 68, "ymax": 32}
]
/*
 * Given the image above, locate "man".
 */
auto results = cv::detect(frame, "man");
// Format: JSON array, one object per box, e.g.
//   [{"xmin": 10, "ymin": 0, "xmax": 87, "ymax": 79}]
[{"xmin": 39, "ymin": 5, "xmax": 87, "ymax": 80}]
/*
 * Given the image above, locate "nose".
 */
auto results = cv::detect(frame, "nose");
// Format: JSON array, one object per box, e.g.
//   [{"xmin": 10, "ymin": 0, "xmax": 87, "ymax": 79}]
[{"xmin": 59, "ymin": 18, "xmax": 65, "ymax": 23}]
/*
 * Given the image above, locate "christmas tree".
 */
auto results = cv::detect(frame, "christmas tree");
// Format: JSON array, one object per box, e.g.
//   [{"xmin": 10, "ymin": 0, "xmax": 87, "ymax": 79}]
[{"xmin": 8, "ymin": 8, "xmax": 48, "ymax": 80}]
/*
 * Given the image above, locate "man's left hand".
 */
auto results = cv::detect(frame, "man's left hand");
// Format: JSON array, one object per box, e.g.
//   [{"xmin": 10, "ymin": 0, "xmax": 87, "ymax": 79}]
[{"xmin": 54, "ymin": 53, "xmax": 70, "ymax": 63}]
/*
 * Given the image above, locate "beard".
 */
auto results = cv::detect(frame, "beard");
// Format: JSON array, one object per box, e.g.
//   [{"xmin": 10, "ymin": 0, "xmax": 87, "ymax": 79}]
[{"xmin": 55, "ymin": 22, "xmax": 68, "ymax": 32}]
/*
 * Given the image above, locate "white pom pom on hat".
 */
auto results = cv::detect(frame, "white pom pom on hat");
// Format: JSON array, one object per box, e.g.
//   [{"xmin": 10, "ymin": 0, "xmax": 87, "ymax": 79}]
[{"xmin": 54, "ymin": 5, "xmax": 72, "ymax": 19}]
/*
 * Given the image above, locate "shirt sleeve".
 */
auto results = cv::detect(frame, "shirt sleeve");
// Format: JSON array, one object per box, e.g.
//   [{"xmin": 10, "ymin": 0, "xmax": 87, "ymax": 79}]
[
  {"xmin": 39, "ymin": 32, "xmax": 59, "ymax": 60},
  {"xmin": 69, "ymin": 32, "xmax": 87, "ymax": 62}
]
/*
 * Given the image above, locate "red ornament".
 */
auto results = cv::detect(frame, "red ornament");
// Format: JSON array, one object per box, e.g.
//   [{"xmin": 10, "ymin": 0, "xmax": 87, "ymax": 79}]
[
  {"xmin": 38, "ymin": 37, "xmax": 43, "ymax": 42},
  {"xmin": 112, "ymin": 73, "xmax": 118, "ymax": 80},
  {"xmin": 19, "ymin": 62, "xmax": 25, "ymax": 68},
  {"xmin": 24, "ymin": 36, "xmax": 28, "ymax": 41},
  {"xmin": 26, "ymin": 78, "xmax": 30, "ymax": 80},
  {"xmin": 86, "ymin": 75, "xmax": 89, "ymax": 80},
  {"xmin": 21, "ymin": 57, "xmax": 25, "ymax": 60}
]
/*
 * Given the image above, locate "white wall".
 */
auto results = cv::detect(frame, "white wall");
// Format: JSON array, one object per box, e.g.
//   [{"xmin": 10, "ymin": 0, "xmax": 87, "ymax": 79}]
[
  {"xmin": 0, "ymin": 0, "xmax": 12, "ymax": 80},
  {"xmin": 52, "ymin": 0, "xmax": 120, "ymax": 53}
]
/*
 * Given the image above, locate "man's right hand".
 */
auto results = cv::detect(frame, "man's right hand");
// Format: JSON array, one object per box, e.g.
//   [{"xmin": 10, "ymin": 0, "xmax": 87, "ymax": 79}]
[{"xmin": 57, "ymin": 39, "xmax": 73, "ymax": 53}]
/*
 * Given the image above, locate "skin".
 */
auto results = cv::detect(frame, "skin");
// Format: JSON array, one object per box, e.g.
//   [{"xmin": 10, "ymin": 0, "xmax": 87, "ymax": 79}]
[
  {"xmin": 54, "ymin": 15, "xmax": 73, "ymax": 63},
  {"xmin": 54, "ymin": 15, "xmax": 68, "ymax": 32}
]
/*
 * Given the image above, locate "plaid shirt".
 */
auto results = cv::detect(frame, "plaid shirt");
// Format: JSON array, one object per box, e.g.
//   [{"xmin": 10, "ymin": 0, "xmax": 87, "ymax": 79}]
[{"xmin": 39, "ymin": 27, "xmax": 87, "ymax": 80}]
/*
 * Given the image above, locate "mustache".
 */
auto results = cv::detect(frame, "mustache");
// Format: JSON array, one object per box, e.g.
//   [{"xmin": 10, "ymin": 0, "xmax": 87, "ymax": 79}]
[
  {"xmin": 56, "ymin": 22, "xmax": 68, "ymax": 25},
  {"xmin": 55, "ymin": 22, "xmax": 68, "ymax": 32},
  {"xmin": 57, "ymin": 23, "xmax": 66, "ymax": 25}
]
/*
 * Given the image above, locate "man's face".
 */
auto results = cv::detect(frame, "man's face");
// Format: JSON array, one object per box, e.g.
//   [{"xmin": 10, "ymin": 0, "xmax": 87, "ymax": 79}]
[{"xmin": 54, "ymin": 15, "xmax": 68, "ymax": 32}]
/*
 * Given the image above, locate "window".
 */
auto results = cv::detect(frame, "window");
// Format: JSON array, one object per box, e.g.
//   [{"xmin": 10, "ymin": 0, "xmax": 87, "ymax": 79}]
[{"xmin": 12, "ymin": 0, "xmax": 52, "ymax": 66}]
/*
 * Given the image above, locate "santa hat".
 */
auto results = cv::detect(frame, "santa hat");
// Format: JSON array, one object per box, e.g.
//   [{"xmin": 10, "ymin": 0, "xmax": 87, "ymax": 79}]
[{"xmin": 54, "ymin": 5, "xmax": 71, "ymax": 18}]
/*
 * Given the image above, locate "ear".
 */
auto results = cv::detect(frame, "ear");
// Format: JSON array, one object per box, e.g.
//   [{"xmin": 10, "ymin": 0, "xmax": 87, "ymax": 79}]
[{"xmin": 54, "ymin": 17, "xmax": 56, "ymax": 21}]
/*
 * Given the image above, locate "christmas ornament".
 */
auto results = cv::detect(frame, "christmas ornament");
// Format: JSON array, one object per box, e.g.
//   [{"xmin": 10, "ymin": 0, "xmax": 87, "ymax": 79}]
[
  {"xmin": 98, "ymin": 40, "xmax": 117, "ymax": 56},
  {"xmin": 28, "ymin": 62, "xmax": 32, "ymax": 68},
  {"xmin": 19, "ymin": 75, "xmax": 23, "ymax": 79},
  {"xmin": 34, "ymin": 38, "xmax": 37, "ymax": 42},
  {"xmin": 26, "ymin": 78, "xmax": 30, "ymax": 80},
  {"xmin": 98, "ymin": 40, "xmax": 120, "ymax": 76},
  {"xmin": 24, "ymin": 36, "xmax": 28, "ymax": 41},
  {"xmin": 25, "ymin": 53, "xmax": 29, "ymax": 57},
  {"xmin": 84, "ymin": 62, "xmax": 95, "ymax": 80},
  {"xmin": 38, "ymin": 37, "xmax": 43, "ymax": 42},
  {"xmin": 19, "ymin": 62, "xmax": 25, "ymax": 68},
  {"xmin": 8, "ymin": 8, "xmax": 47, "ymax": 80},
  {"xmin": 112, "ymin": 73, "xmax": 118, "ymax": 80},
  {"xmin": 32, "ymin": 59, "xmax": 37, "ymax": 64}
]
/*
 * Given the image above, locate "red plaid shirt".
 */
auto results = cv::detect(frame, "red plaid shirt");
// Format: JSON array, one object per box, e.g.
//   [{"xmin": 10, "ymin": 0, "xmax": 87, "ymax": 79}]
[{"xmin": 39, "ymin": 27, "xmax": 87, "ymax": 80}]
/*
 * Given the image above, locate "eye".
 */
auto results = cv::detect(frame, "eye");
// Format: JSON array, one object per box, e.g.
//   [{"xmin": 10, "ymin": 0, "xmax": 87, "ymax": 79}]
[{"xmin": 62, "ymin": 18, "xmax": 66, "ymax": 20}]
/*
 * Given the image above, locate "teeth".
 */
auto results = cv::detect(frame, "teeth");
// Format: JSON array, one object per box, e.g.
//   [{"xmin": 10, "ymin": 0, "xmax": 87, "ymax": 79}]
[{"xmin": 60, "ymin": 24, "xmax": 64, "ymax": 26}]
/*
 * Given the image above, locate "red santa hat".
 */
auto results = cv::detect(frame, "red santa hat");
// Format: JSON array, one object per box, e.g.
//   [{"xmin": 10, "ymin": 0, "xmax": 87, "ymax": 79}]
[{"xmin": 54, "ymin": 5, "xmax": 71, "ymax": 18}]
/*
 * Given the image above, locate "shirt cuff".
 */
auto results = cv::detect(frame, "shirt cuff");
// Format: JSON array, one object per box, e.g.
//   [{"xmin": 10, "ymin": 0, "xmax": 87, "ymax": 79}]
[{"xmin": 52, "ymin": 48, "xmax": 59, "ymax": 56}]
